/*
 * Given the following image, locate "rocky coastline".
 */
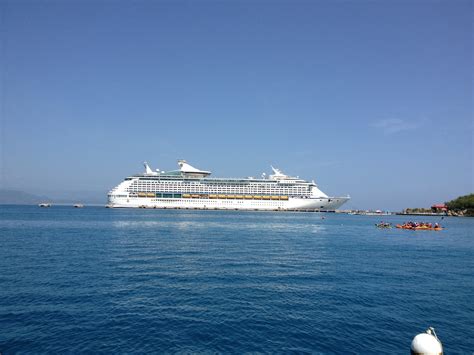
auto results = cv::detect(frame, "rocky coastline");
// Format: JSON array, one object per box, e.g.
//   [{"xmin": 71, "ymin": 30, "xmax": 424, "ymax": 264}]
[{"xmin": 397, "ymin": 209, "xmax": 472, "ymax": 217}]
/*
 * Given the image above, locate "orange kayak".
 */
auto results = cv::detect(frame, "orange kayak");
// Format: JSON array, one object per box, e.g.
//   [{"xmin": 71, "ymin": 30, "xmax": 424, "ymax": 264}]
[
  {"xmin": 396, "ymin": 224, "xmax": 413, "ymax": 229},
  {"xmin": 396, "ymin": 224, "xmax": 443, "ymax": 231}
]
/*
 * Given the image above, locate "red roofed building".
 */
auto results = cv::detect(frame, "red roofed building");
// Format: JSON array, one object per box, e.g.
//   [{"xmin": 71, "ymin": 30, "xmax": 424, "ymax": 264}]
[{"xmin": 431, "ymin": 204, "xmax": 448, "ymax": 212}]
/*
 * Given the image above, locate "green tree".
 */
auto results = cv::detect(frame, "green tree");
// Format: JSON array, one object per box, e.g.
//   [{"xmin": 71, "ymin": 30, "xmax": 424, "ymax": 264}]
[{"xmin": 446, "ymin": 194, "xmax": 474, "ymax": 216}]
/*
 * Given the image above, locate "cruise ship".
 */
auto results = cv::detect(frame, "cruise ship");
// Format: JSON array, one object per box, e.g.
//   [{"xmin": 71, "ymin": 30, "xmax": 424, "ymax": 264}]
[{"xmin": 107, "ymin": 160, "xmax": 350, "ymax": 211}]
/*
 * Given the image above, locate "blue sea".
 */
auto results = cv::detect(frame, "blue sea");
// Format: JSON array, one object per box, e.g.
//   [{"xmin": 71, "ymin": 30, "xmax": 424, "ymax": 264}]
[{"xmin": 0, "ymin": 205, "xmax": 473, "ymax": 354}]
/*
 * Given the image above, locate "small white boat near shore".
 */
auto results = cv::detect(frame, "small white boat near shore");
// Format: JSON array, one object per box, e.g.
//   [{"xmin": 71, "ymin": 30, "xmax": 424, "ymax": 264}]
[
  {"xmin": 38, "ymin": 203, "xmax": 51, "ymax": 207},
  {"xmin": 73, "ymin": 204, "xmax": 84, "ymax": 208}
]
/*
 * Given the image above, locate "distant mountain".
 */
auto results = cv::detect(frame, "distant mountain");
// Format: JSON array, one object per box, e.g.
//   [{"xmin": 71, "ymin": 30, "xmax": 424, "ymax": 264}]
[
  {"xmin": 0, "ymin": 189, "xmax": 51, "ymax": 205},
  {"xmin": 0, "ymin": 189, "xmax": 108, "ymax": 205}
]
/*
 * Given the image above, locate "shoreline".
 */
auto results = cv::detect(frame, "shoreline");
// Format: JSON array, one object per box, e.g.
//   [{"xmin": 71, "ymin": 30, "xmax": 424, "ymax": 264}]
[{"xmin": 395, "ymin": 212, "xmax": 448, "ymax": 217}]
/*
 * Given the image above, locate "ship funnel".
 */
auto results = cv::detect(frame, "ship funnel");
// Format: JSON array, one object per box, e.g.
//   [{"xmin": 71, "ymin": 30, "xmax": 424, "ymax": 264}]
[
  {"xmin": 144, "ymin": 162, "xmax": 155, "ymax": 175},
  {"xmin": 177, "ymin": 159, "xmax": 211, "ymax": 176}
]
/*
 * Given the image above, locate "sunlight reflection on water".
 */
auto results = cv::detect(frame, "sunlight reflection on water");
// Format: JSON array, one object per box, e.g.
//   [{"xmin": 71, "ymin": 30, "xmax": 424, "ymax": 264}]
[{"xmin": 111, "ymin": 219, "xmax": 327, "ymax": 234}]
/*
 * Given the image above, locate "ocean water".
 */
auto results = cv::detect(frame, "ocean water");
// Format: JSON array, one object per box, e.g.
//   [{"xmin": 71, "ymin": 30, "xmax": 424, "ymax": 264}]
[{"xmin": 0, "ymin": 205, "xmax": 473, "ymax": 354}]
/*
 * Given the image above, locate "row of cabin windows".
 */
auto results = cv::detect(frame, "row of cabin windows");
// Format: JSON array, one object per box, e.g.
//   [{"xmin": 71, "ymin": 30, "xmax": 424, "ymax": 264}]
[
  {"xmin": 129, "ymin": 186, "xmax": 310, "ymax": 192},
  {"xmin": 130, "ymin": 184, "xmax": 310, "ymax": 190},
  {"xmin": 132, "ymin": 181, "xmax": 307, "ymax": 188},
  {"xmin": 149, "ymin": 199, "xmax": 286, "ymax": 205},
  {"xmin": 129, "ymin": 188, "xmax": 308, "ymax": 193},
  {"xmin": 130, "ymin": 186, "xmax": 307, "ymax": 190}
]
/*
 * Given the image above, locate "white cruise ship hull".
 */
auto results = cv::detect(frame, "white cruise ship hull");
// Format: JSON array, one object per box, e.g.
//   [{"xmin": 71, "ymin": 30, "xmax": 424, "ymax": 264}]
[
  {"xmin": 107, "ymin": 160, "xmax": 350, "ymax": 211},
  {"xmin": 107, "ymin": 196, "xmax": 349, "ymax": 211}
]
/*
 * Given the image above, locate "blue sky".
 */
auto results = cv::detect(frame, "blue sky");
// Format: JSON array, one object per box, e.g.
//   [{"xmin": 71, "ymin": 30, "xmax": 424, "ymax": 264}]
[{"xmin": 1, "ymin": 0, "xmax": 472, "ymax": 209}]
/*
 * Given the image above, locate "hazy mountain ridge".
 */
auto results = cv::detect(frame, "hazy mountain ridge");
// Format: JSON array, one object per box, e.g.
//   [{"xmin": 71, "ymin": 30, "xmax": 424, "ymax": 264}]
[
  {"xmin": 0, "ymin": 189, "xmax": 106, "ymax": 205},
  {"xmin": 0, "ymin": 190, "xmax": 51, "ymax": 204}
]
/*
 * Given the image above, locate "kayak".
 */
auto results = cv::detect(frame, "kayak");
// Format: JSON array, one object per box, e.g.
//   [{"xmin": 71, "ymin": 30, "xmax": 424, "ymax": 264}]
[
  {"xmin": 396, "ymin": 224, "xmax": 443, "ymax": 231},
  {"xmin": 396, "ymin": 225, "xmax": 412, "ymax": 229},
  {"xmin": 415, "ymin": 227, "xmax": 443, "ymax": 231}
]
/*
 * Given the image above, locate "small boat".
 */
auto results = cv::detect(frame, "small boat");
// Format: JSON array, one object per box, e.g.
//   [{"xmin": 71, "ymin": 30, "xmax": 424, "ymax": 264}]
[
  {"xmin": 396, "ymin": 224, "xmax": 444, "ymax": 231},
  {"xmin": 414, "ymin": 226, "xmax": 444, "ymax": 231},
  {"xmin": 396, "ymin": 224, "xmax": 412, "ymax": 229},
  {"xmin": 38, "ymin": 203, "xmax": 51, "ymax": 207},
  {"xmin": 375, "ymin": 223, "xmax": 392, "ymax": 228},
  {"xmin": 73, "ymin": 204, "xmax": 84, "ymax": 208}
]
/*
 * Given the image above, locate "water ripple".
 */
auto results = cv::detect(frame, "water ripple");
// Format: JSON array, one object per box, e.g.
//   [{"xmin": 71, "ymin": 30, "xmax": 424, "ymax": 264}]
[{"xmin": 0, "ymin": 206, "xmax": 473, "ymax": 353}]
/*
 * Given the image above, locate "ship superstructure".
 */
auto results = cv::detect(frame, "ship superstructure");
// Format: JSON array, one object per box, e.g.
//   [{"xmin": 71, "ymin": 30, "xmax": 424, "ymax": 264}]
[{"xmin": 107, "ymin": 160, "xmax": 349, "ymax": 211}]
